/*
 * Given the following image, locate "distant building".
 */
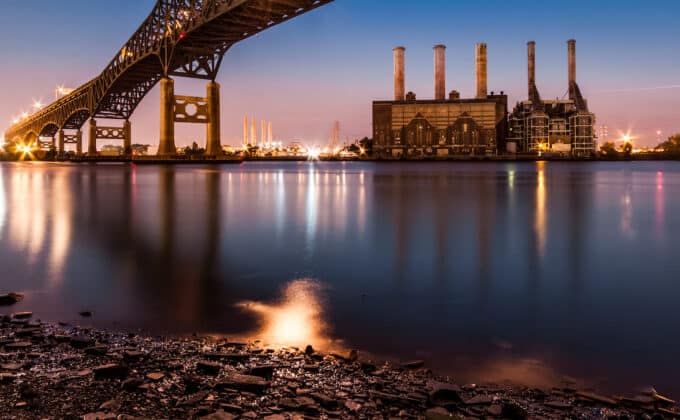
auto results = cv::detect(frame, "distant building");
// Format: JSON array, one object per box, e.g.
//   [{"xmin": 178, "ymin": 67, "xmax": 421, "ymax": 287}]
[
  {"xmin": 507, "ymin": 40, "xmax": 596, "ymax": 157},
  {"xmin": 373, "ymin": 44, "xmax": 507, "ymax": 158}
]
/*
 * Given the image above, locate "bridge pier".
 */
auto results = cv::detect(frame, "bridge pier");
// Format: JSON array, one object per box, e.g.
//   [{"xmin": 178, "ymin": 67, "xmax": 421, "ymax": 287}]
[
  {"xmin": 158, "ymin": 77, "xmax": 176, "ymax": 156},
  {"xmin": 88, "ymin": 119, "xmax": 98, "ymax": 155},
  {"xmin": 124, "ymin": 120, "xmax": 132, "ymax": 154},
  {"xmin": 206, "ymin": 81, "xmax": 221, "ymax": 156},
  {"xmin": 58, "ymin": 130, "xmax": 65, "ymax": 154},
  {"xmin": 76, "ymin": 130, "xmax": 83, "ymax": 155}
]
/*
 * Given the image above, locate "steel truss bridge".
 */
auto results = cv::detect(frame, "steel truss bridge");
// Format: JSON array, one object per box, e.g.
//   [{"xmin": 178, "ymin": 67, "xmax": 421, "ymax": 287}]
[{"xmin": 4, "ymin": 0, "xmax": 332, "ymax": 156}]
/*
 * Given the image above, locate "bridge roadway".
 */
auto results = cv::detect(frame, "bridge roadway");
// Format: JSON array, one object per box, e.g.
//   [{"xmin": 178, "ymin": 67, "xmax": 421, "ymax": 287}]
[{"xmin": 4, "ymin": 0, "xmax": 332, "ymax": 156}]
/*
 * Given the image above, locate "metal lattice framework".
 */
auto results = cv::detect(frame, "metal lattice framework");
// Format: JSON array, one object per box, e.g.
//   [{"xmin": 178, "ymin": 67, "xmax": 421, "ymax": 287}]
[{"xmin": 5, "ymin": 0, "xmax": 332, "ymax": 143}]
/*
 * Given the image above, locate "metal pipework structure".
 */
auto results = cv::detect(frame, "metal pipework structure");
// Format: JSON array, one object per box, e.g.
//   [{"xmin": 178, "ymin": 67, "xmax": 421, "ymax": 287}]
[
  {"xmin": 4, "ymin": 0, "xmax": 334, "ymax": 155},
  {"xmin": 433, "ymin": 44, "xmax": 446, "ymax": 100},
  {"xmin": 475, "ymin": 43, "xmax": 487, "ymax": 99},
  {"xmin": 393, "ymin": 46, "xmax": 405, "ymax": 101}
]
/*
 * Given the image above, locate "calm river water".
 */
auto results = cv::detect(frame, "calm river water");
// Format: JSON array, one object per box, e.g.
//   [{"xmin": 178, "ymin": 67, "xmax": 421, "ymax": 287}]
[{"xmin": 1, "ymin": 161, "xmax": 679, "ymax": 396}]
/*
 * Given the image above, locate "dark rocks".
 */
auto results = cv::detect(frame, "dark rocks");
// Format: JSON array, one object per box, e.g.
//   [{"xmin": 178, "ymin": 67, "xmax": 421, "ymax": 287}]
[
  {"xmin": 84, "ymin": 344, "xmax": 109, "ymax": 355},
  {"xmin": 0, "ymin": 372, "xmax": 16, "ymax": 383},
  {"xmin": 121, "ymin": 376, "xmax": 144, "ymax": 390},
  {"xmin": 575, "ymin": 390, "xmax": 617, "ymax": 406},
  {"xmin": 0, "ymin": 292, "xmax": 24, "ymax": 305},
  {"xmin": 4, "ymin": 341, "xmax": 32, "ymax": 351},
  {"xmin": 310, "ymin": 392, "xmax": 338, "ymax": 409},
  {"xmin": 196, "ymin": 360, "xmax": 222, "ymax": 375},
  {"xmin": 12, "ymin": 311, "xmax": 33, "ymax": 319},
  {"xmin": 146, "ymin": 372, "xmax": 165, "ymax": 381},
  {"xmin": 214, "ymin": 373, "xmax": 270, "ymax": 394},
  {"xmin": 0, "ymin": 317, "xmax": 677, "ymax": 419},
  {"xmin": 69, "ymin": 335, "xmax": 95, "ymax": 349},
  {"xmin": 401, "ymin": 359, "xmax": 425, "ymax": 369},
  {"xmin": 429, "ymin": 383, "xmax": 462, "ymax": 406},
  {"xmin": 304, "ymin": 344, "xmax": 314, "ymax": 355},
  {"xmin": 501, "ymin": 400, "xmax": 528, "ymax": 420},
  {"xmin": 93, "ymin": 363, "xmax": 129, "ymax": 379},
  {"xmin": 198, "ymin": 410, "xmax": 236, "ymax": 420},
  {"xmin": 247, "ymin": 364, "xmax": 277, "ymax": 379},
  {"xmin": 78, "ymin": 311, "xmax": 93, "ymax": 317}
]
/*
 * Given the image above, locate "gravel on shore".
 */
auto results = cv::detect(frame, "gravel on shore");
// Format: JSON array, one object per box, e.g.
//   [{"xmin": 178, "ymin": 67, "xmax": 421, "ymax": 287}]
[{"xmin": 0, "ymin": 310, "xmax": 678, "ymax": 419}]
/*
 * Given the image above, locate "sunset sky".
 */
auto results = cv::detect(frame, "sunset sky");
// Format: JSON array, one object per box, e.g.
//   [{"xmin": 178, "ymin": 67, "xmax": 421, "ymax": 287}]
[{"xmin": 1, "ymin": 0, "xmax": 679, "ymax": 147}]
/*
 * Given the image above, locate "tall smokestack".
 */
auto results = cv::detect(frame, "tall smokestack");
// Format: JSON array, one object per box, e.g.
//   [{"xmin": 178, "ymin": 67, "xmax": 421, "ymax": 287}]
[
  {"xmin": 268, "ymin": 121, "xmax": 272, "ymax": 146},
  {"xmin": 243, "ymin": 116, "xmax": 248, "ymax": 146},
  {"xmin": 251, "ymin": 117, "xmax": 256, "ymax": 146},
  {"xmin": 393, "ymin": 47, "xmax": 405, "ymax": 101},
  {"xmin": 528, "ymin": 41, "xmax": 536, "ymax": 97},
  {"xmin": 434, "ymin": 44, "xmax": 446, "ymax": 100},
  {"xmin": 475, "ymin": 43, "xmax": 487, "ymax": 99},
  {"xmin": 568, "ymin": 39, "xmax": 576, "ymax": 86},
  {"xmin": 261, "ymin": 120, "xmax": 266, "ymax": 148}
]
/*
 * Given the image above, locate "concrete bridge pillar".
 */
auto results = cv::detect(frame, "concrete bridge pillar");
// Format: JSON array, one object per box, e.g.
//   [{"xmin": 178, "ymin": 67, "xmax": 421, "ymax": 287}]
[
  {"xmin": 206, "ymin": 81, "xmax": 221, "ymax": 156},
  {"xmin": 158, "ymin": 77, "xmax": 176, "ymax": 156},
  {"xmin": 88, "ymin": 119, "xmax": 97, "ymax": 155},
  {"xmin": 58, "ymin": 130, "xmax": 65, "ymax": 153},
  {"xmin": 76, "ymin": 130, "xmax": 83, "ymax": 155},
  {"xmin": 124, "ymin": 119, "xmax": 132, "ymax": 154}
]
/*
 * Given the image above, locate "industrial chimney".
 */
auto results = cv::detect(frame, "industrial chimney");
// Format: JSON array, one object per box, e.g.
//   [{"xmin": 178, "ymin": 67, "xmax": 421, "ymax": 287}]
[
  {"xmin": 433, "ymin": 45, "xmax": 446, "ymax": 100},
  {"xmin": 527, "ymin": 41, "xmax": 536, "ymax": 97},
  {"xmin": 475, "ymin": 43, "xmax": 488, "ymax": 99},
  {"xmin": 393, "ymin": 46, "xmax": 405, "ymax": 101},
  {"xmin": 568, "ymin": 39, "xmax": 576, "ymax": 86}
]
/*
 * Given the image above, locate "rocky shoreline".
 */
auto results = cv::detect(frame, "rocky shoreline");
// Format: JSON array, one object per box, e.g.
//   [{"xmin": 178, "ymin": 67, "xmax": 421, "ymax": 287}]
[{"xmin": 1, "ymin": 309, "xmax": 678, "ymax": 419}]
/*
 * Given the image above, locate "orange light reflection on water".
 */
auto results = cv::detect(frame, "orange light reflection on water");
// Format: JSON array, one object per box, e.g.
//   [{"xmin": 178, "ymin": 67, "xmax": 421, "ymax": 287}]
[{"xmin": 237, "ymin": 279, "xmax": 333, "ymax": 350}]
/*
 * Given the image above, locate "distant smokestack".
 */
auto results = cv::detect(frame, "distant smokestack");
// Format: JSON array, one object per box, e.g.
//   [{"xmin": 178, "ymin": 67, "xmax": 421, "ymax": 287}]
[
  {"xmin": 475, "ymin": 43, "xmax": 487, "ymax": 99},
  {"xmin": 528, "ymin": 41, "xmax": 536, "ymax": 97},
  {"xmin": 434, "ymin": 44, "xmax": 446, "ymax": 100},
  {"xmin": 251, "ymin": 117, "xmax": 256, "ymax": 146},
  {"xmin": 243, "ymin": 116, "xmax": 248, "ymax": 146},
  {"xmin": 568, "ymin": 39, "xmax": 576, "ymax": 86},
  {"xmin": 268, "ymin": 121, "xmax": 272, "ymax": 146},
  {"xmin": 261, "ymin": 120, "xmax": 266, "ymax": 147},
  {"xmin": 393, "ymin": 47, "xmax": 405, "ymax": 101}
]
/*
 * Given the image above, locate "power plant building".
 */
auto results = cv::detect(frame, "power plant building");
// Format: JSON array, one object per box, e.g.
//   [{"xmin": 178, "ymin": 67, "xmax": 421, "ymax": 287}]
[
  {"xmin": 373, "ymin": 44, "xmax": 508, "ymax": 158},
  {"xmin": 507, "ymin": 40, "xmax": 596, "ymax": 156}
]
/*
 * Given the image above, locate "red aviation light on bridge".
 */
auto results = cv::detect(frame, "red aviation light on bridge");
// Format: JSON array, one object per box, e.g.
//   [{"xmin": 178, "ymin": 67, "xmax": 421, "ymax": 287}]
[{"xmin": 179, "ymin": 32, "xmax": 187, "ymax": 40}]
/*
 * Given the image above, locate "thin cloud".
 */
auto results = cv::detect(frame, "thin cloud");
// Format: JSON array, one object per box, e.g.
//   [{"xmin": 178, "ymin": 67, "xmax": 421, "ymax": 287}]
[{"xmin": 593, "ymin": 85, "xmax": 680, "ymax": 94}]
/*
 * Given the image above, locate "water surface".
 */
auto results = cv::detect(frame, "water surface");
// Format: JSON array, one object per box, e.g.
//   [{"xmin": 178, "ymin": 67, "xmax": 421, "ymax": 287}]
[{"xmin": 1, "ymin": 160, "xmax": 679, "ymax": 396}]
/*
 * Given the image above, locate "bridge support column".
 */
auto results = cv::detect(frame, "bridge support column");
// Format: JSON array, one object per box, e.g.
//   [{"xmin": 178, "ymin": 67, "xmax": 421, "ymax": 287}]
[
  {"xmin": 58, "ymin": 130, "xmax": 65, "ymax": 154},
  {"xmin": 206, "ymin": 81, "xmax": 221, "ymax": 156},
  {"xmin": 88, "ymin": 119, "xmax": 97, "ymax": 155},
  {"xmin": 124, "ymin": 120, "xmax": 132, "ymax": 154},
  {"xmin": 76, "ymin": 130, "xmax": 83, "ymax": 155},
  {"xmin": 158, "ymin": 77, "xmax": 176, "ymax": 156}
]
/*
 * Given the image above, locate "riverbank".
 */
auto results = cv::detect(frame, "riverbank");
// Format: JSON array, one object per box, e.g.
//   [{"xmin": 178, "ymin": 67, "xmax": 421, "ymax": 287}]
[{"xmin": 1, "ymin": 311, "xmax": 678, "ymax": 419}]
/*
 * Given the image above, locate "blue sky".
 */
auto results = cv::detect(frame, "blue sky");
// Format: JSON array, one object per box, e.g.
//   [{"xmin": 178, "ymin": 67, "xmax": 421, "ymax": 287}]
[{"xmin": 1, "ymin": 0, "xmax": 679, "ymax": 146}]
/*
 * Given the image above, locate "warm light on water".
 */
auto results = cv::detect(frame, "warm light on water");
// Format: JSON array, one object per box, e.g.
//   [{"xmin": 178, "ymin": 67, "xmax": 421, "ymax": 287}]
[{"xmin": 237, "ymin": 279, "xmax": 330, "ymax": 349}]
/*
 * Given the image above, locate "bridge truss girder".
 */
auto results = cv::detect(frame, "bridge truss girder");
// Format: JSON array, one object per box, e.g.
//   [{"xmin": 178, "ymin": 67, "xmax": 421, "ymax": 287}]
[{"xmin": 4, "ymin": 0, "xmax": 333, "ymax": 145}]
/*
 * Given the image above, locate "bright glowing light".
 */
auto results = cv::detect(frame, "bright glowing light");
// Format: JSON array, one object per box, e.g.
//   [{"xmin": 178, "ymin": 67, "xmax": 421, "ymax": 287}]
[
  {"xmin": 237, "ymin": 279, "xmax": 330, "ymax": 349},
  {"xmin": 21, "ymin": 112, "xmax": 29, "ymax": 119},
  {"xmin": 307, "ymin": 147, "xmax": 320, "ymax": 160},
  {"xmin": 32, "ymin": 100, "xmax": 43, "ymax": 110},
  {"xmin": 21, "ymin": 145, "xmax": 32, "ymax": 154}
]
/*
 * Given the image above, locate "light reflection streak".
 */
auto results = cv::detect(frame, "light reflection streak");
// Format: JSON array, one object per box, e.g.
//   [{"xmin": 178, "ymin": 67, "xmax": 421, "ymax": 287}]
[
  {"xmin": 655, "ymin": 171, "xmax": 664, "ymax": 240},
  {"xmin": 620, "ymin": 175, "xmax": 634, "ymax": 237},
  {"xmin": 237, "ymin": 279, "xmax": 332, "ymax": 349},
  {"xmin": 305, "ymin": 166, "xmax": 318, "ymax": 256},
  {"xmin": 0, "ymin": 167, "xmax": 6, "ymax": 237},
  {"xmin": 47, "ymin": 170, "xmax": 72, "ymax": 285},
  {"xmin": 535, "ymin": 163, "xmax": 547, "ymax": 258}
]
